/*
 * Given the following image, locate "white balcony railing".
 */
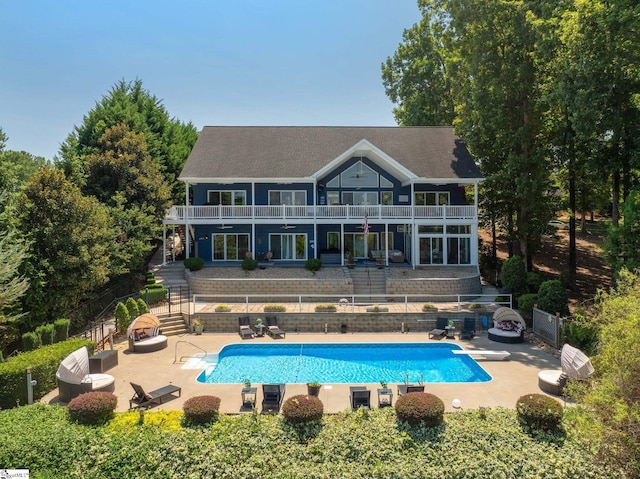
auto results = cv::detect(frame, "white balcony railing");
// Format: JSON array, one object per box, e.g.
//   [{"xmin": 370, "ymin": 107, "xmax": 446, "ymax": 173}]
[{"xmin": 164, "ymin": 204, "xmax": 477, "ymax": 222}]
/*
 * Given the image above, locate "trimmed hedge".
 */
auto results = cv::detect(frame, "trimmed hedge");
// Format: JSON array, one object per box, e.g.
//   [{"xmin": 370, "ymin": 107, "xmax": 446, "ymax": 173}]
[
  {"xmin": 305, "ymin": 258, "xmax": 322, "ymax": 272},
  {"xmin": 500, "ymin": 255, "xmax": 527, "ymax": 294},
  {"xmin": 136, "ymin": 298, "xmax": 150, "ymax": 314},
  {"xmin": 53, "ymin": 319, "xmax": 70, "ymax": 343},
  {"xmin": 0, "ymin": 338, "xmax": 94, "ymax": 410},
  {"xmin": 184, "ymin": 257, "xmax": 205, "ymax": 271},
  {"xmin": 114, "ymin": 302, "xmax": 130, "ymax": 333},
  {"xmin": 517, "ymin": 293, "xmax": 538, "ymax": 327},
  {"xmin": 22, "ymin": 331, "xmax": 41, "ymax": 352},
  {"xmin": 139, "ymin": 287, "xmax": 168, "ymax": 304},
  {"xmin": 516, "ymin": 393, "xmax": 563, "ymax": 431},
  {"xmin": 537, "ymin": 280, "xmax": 569, "ymax": 316},
  {"xmin": 183, "ymin": 395, "xmax": 221, "ymax": 425},
  {"xmin": 241, "ymin": 258, "xmax": 258, "ymax": 271},
  {"xmin": 125, "ymin": 297, "xmax": 140, "ymax": 320},
  {"xmin": 68, "ymin": 392, "xmax": 117, "ymax": 425},
  {"xmin": 36, "ymin": 324, "xmax": 55, "ymax": 346},
  {"xmin": 282, "ymin": 394, "xmax": 324, "ymax": 425},
  {"xmin": 395, "ymin": 392, "xmax": 445, "ymax": 427}
]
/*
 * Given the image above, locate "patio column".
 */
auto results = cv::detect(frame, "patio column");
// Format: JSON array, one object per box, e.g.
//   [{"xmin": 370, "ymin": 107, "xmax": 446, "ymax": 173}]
[{"xmin": 185, "ymin": 182, "xmax": 190, "ymax": 258}]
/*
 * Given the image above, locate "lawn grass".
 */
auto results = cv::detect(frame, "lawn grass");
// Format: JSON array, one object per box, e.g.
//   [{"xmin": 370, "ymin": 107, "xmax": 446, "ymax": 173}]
[{"xmin": 0, "ymin": 403, "xmax": 616, "ymax": 479}]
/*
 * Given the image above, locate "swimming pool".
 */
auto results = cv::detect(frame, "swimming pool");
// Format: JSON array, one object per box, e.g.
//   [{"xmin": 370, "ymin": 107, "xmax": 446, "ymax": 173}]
[{"xmin": 196, "ymin": 343, "xmax": 491, "ymax": 384}]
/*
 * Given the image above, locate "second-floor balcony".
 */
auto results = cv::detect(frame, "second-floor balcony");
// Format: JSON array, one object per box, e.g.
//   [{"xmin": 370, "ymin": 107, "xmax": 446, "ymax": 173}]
[{"xmin": 164, "ymin": 204, "xmax": 477, "ymax": 223}]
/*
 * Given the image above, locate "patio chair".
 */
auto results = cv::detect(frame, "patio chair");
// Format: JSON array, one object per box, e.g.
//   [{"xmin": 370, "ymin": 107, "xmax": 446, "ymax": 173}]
[
  {"xmin": 265, "ymin": 316, "xmax": 286, "ymax": 339},
  {"xmin": 262, "ymin": 383, "xmax": 286, "ymax": 412},
  {"xmin": 350, "ymin": 386, "xmax": 371, "ymax": 409},
  {"xmin": 428, "ymin": 317, "xmax": 448, "ymax": 339},
  {"xmin": 397, "ymin": 384, "xmax": 425, "ymax": 396},
  {"xmin": 459, "ymin": 317, "xmax": 476, "ymax": 340},
  {"xmin": 238, "ymin": 316, "xmax": 254, "ymax": 339},
  {"xmin": 129, "ymin": 382, "xmax": 182, "ymax": 409}
]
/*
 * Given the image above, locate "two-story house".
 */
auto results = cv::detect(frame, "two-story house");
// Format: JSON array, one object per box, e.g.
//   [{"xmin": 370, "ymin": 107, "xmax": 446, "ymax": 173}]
[{"xmin": 164, "ymin": 126, "xmax": 483, "ymax": 269}]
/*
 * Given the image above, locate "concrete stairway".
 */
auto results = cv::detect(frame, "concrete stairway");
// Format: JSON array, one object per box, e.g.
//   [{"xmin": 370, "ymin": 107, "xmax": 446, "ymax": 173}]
[
  {"xmin": 349, "ymin": 266, "xmax": 387, "ymax": 301},
  {"xmin": 157, "ymin": 312, "xmax": 189, "ymax": 337}
]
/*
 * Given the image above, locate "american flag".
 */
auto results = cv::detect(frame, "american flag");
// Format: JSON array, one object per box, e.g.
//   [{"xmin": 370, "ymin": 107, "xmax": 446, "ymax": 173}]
[{"xmin": 363, "ymin": 214, "xmax": 369, "ymax": 235}]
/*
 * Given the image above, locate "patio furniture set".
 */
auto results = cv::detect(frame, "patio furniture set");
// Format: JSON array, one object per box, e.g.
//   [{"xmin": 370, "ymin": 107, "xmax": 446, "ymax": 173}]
[{"xmin": 238, "ymin": 316, "xmax": 286, "ymax": 339}]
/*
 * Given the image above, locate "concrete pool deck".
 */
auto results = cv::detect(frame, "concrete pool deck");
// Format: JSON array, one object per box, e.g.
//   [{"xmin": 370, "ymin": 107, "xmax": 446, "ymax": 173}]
[{"xmin": 42, "ymin": 331, "xmax": 562, "ymax": 414}]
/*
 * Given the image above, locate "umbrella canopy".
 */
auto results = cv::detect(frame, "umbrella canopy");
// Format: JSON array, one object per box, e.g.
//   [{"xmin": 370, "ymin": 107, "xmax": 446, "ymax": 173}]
[
  {"xmin": 127, "ymin": 313, "xmax": 160, "ymax": 337},
  {"xmin": 561, "ymin": 344, "xmax": 594, "ymax": 379}
]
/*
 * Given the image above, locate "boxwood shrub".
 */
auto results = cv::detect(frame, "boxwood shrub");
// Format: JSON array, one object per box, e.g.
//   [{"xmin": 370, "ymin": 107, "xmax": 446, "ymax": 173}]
[
  {"xmin": 21, "ymin": 331, "xmax": 41, "ymax": 352},
  {"xmin": 305, "ymin": 258, "xmax": 322, "ymax": 272},
  {"xmin": 0, "ymin": 338, "xmax": 94, "ymax": 410},
  {"xmin": 282, "ymin": 394, "xmax": 324, "ymax": 425},
  {"xmin": 184, "ymin": 257, "xmax": 205, "ymax": 271},
  {"xmin": 395, "ymin": 392, "xmax": 445, "ymax": 427},
  {"xmin": 517, "ymin": 293, "xmax": 538, "ymax": 327},
  {"xmin": 125, "ymin": 297, "xmax": 140, "ymax": 320},
  {"xmin": 139, "ymin": 287, "xmax": 168, "ymax": 304},
  {"xmin": 53, "ymin": 319, "xmax": 70, "ymax": 343},
  {"xmin": 136, "ymin": 298, "xmax": 150, "ymax": 314},
  {"xmin": 35, "ymin": 324, "xmax": 55, "ymax": 345},
  {"xmin": 241, "ymin": 257, "xmax": 258, "ymax": 271},
  {"xmin": 183, "ymin": 395, "xmax": 221, "ymax": 425},
  {"xmin": 68, "ymin": 391, "xmax": 117, "ymax": 425},
  {"xmin": 516, "ymin": 393, "xmax": 563, "ymax": 431}
]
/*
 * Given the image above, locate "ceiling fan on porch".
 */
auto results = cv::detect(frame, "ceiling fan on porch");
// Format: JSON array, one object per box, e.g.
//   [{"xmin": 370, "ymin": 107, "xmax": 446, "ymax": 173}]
[
  {"xmin": 217, "ymin": 224, "xmax": 233, "ymax": 230},
  {"xmin": 349, "ymin": 158, "xmax": 367, "ymax": 178},
  {"xmin": 281, "ymin": 224, "xmax": 296, "ymax": 230}
]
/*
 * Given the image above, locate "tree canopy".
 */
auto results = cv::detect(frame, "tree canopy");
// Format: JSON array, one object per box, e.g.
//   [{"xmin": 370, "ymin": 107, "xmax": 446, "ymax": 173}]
[{"xmin": 58, "ymin": 79, "xmax": 198, "ymax": 204}]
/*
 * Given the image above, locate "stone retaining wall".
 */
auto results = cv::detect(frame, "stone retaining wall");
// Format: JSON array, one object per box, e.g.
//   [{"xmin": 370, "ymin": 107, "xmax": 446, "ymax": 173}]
[
  {"xmin": 188, "ymin": 274, "xmax": 353, "ymax": 296},
  {"xmin": 387, "ymin": 274, "xmax": 481, "ymax": 296},
  {"xmin": 192, "ymin": 311, "xmax": 494, "ymax": 334}
]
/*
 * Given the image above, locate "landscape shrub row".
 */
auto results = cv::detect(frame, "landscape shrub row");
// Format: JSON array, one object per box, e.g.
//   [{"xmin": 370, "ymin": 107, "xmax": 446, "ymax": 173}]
[{"xmin": 0, "ymin": 404, "xmax": 615, "ymax": 478}]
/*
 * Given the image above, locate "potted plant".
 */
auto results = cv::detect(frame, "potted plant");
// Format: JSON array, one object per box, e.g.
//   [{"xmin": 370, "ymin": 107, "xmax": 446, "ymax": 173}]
[
  {"xmin": 255, "ymin": 318, "xmax": 265, "ymax": 337},
  {"xmin": 193, "ymin": 319, "xmax": 203, "ymax": 335},
  {"xmin": 243, "ymin": 378, "xmax": 251, "ymax": 389},
  {"xmin": 379, "ymin": 380, "xmax": 388, "ymax": 391},
  {"xmin": 307, "ymin": 381, "xmax": 322, "ymax": 397}
]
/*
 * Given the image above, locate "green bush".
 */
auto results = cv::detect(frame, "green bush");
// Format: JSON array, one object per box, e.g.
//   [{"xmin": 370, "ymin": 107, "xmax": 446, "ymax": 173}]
[
  {"xmin": 315, "ymin": 304, "xmax": 337, "ymax": 312},
  {"xmin": 264, "ymin": 304, "xmax": 286, "ymax": 312},
  {"xmin": 136, "ymin": 298, "xmax": 150, "ymax": 314},
  {"xmin": 22, "ymin": 331, "xmax": 41, "ymax": 352},
  {"xmin": 500, "ymin": 255, "xmax": 527, "ymax": 294},
  {"xmin": 184, "ymin": 257, "xmax": 205, "ymax": 271},
  {"xmin": 282, "ymin": 394, "xmax": 324, "ymax": 425},
  {"xmin": 0, "ymin": 338, "xmax": 94, "ymax": 409},
  {"xmin": 241, "ymin": 257, "xmax": 258, "ymax": 271},
  {"xmin": 68, "ymin": 392, "xmax": 117, "ymax": 425},
  {"xmin": 35, "ymin": 323, "xmax": 55, "ymax": 346},
  {"xmin": 562, "ymin": 314, "xmax": 598, "ymax": 355},
  {"xmin": 517, "ymin": 293, "xmax": 538, "ymax": 327},
  {"xmin": 125, "ymin": 297, "xmax": 140, "ymax": 320},
  {"xmin": 395, "ymin": 392, "xmax": 445, "ymax": 427},
  {"xmin": 140, "ymin": 287, "xmax": 168, "ymax": 304},
  {"xmin": 305, "ymin": 258, "xmax": 322, "ymax": 272},
  {"xmin": 537, "ymin": 280, "xmax": 569, "ymax": 316},
  {"xmin": 183, "ymin": 395, "xmax": 221, "ymax": 425},
  {"xmin": 146, "ymin": 282, "xmax": 165, "ymax": 289},
  {"xmin": 114, "ymin": 302, "xmax": 130, "ymax": 332},
  {"xmin": 527, "ymin": 271, "xmax": 543, "ymax": 293},
  {"xmin": 516, "ymin": 393, "xmax": 563, "ymax": 431},
  {"xmin": 53, "ymin": 319, "xmax": 70, "ymax": 343}
]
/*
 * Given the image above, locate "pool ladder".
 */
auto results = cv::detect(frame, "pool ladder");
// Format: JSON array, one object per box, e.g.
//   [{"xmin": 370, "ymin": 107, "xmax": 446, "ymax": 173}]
[{"xmin": 405, "ymin": 372, "xmax": 425, "ymax": 385}]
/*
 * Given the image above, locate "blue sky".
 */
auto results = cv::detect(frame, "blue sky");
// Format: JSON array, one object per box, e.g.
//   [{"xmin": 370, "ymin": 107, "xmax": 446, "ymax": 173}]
[{"xmin": 0, "ymin": 0, "xmax": 421, "ymax": 161}]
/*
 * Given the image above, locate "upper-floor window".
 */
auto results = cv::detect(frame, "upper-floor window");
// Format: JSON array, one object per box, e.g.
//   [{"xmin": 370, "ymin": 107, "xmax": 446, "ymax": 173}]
[
  {"xmin": 415, "ymin": 191, "xmax": 450, "ymax": 206},
  {"xmin": 342, "ymin": 191, "xmax": 377, "ymax": 205},
  {"xmin": 208, "ymin": 190, "xmax": 246, "ymax": 205},
  {"xmin": 341, "ymin": 161, "xmax": 378, "ymax": 188},
  {"xmin": 269, "ymin": 190, "xmax": 306, "ymax": 205}
]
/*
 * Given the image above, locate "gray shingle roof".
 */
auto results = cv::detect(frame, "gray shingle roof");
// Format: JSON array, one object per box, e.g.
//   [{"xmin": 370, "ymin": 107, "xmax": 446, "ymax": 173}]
[{"xmin": 179, "ymin": 126, "xmax": 481, "ymax": 181}]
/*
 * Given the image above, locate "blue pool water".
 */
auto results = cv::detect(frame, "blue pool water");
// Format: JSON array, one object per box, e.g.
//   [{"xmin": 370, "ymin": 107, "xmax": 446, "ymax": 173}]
[{"xmin": 196, "ymin": 343, "xmax": 491, "ymax": 384}]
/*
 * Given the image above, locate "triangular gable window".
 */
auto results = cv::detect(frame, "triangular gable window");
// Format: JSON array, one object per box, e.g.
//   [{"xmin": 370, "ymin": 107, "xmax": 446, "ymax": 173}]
[{"xmin": 341, "ymin": 161, "xmax": 378, "ymax": 187}]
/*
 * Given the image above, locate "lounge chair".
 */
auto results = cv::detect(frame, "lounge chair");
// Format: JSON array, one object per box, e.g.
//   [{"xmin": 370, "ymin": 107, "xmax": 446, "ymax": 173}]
[
  {"xmin": 238, "ymin": 316, "xmax": 254, "ymax": 339},
  {"xmin": 428, "ymin": 317, "xmax": 448, "ymax": 339},
  {"xmin": 129, "ymin": 382, "xmax": 182, "ymax": 409},
  {"xmin": 397, "ymin": 384, "xmax": 425, "ymax": 396},
  {"xmin": 459, "ymin": 317, "xmax": 476, "ymax": 340},
  {"xmin": 265, "ymin": 316, "xmax": 286, "ymax": 339},
  {"xmin": 262, "ymin": 383, "xmax": 286, "ymax": 412},
  {"xmin": 350, "ymin": 386, "xmax": 371, "ymax": 409}
]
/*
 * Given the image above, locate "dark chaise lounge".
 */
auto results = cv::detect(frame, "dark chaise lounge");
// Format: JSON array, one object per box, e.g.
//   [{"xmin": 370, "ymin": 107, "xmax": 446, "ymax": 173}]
[
  {"xmin": 262, "ymin": 383, "xmax": 286, "ymax": 412},
  {"xmin": 397, "ymin": 384, "xmax": 425, "ymax": 396},
  {"xmin": 129, "ymin": 382, "xmax": 182, "ymax": 409},
  {"xmin": 238, "ymin": 316, "xmax": 254, "ymax": 339},
  {"xmin": 265, "ymin": 316, "xmax": 286, "ymax": 339},
  {"xmin": 459, "ymin": 317, "xmax": 476, "ymax": 340},
  {"xmin": 350, "ymin": 386, "xmax": 371, "ymax": 409},
  {"xmin": 428, "ymin": 317, "xmax": 448, "ymax": 339}
]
